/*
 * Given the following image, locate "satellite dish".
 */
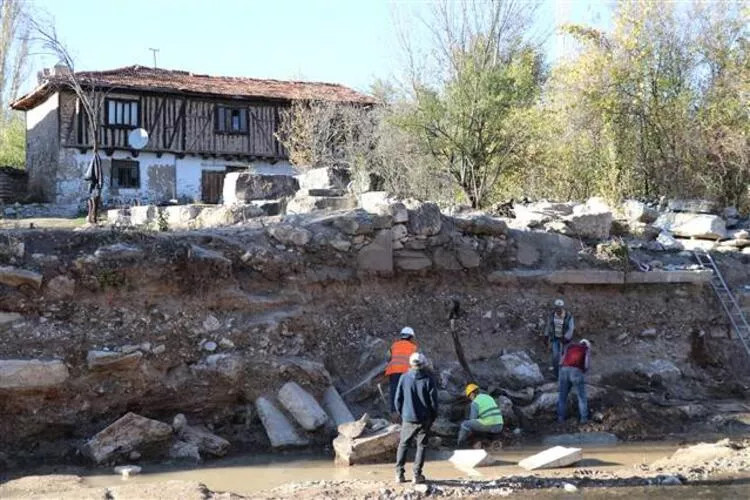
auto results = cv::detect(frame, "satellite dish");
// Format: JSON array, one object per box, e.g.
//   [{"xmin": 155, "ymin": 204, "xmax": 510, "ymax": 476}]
[{"xmin": 128, "ymin": 128, "xmax": 149, "ymax": 150}]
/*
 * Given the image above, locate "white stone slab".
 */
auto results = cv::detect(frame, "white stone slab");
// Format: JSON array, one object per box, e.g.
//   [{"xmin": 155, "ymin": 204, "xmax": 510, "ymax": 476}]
[{"xmin": 518, "ymin": 446, "xmax": 582, "ymax": 470}]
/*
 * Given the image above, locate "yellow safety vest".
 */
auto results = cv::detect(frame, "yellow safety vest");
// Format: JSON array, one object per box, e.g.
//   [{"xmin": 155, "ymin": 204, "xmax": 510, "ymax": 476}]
[{"xmin": 475, "ymin": 394, "xmax": 504, "ymax": 427}]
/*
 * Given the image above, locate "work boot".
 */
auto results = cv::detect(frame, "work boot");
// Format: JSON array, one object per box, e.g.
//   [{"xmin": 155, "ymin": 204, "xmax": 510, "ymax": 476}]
[
  {"xmin": 412, "ymin": 473, "xmax": 426, "ymax": 485},
  {"xmin": 395, "ymin": 471, "xmax": 406, "ymax": 483}
]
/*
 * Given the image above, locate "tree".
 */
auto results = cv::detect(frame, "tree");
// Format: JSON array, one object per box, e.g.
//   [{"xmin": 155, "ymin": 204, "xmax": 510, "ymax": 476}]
[
  {"xmin": 30, "ymin": 19, "xmax": 109, "ymax": 157},
  {"xmin": 0, "ymin": 0, "xmax": 30, "ymax": 167},
  {"xmin": 532, "ymin": 0, "xmax": 749, "ymax": 206},
  {"xmin": 397, "ymin": 0, "xmax": 545, "ymax": 208}
]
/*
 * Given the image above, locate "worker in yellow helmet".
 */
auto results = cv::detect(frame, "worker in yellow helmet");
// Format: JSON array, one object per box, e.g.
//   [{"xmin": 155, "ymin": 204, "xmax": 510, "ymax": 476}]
[{"xmin": 456, "ymin": 384, "xmax": 504, "ymax": 447}]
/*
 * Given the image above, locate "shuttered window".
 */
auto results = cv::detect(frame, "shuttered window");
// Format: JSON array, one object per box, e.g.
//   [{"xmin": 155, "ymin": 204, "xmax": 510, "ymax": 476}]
[
  {"xmin": 106, "ymin": 99, "xmax": 139, "ymax": 128},
  {"xmin": 216, "ymin": 106, "xmax": 248, "ymax": 134}
]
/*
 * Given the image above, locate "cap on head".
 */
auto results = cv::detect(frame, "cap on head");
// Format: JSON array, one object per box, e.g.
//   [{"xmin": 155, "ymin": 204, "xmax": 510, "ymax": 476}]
[
  {"xmin": 409, "ymin": 352, "xmax": 426, "ymax": 367},
  {"xmin": 580, "ymin": 339, "xmax": 591, "ymax": 348},
  {"xmin": 554, "ymin": 299, "xmax": 565, "ymax": 308},
  {"xmin": 400, "ymin": 326, "xmax": 415, "ymax": 339},
  {"xmin": 465, "ymin": 383, "xmax": 479, "ymax": 398}
]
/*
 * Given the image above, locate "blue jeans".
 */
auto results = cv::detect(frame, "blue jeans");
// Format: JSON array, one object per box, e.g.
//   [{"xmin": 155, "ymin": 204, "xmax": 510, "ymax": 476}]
[
  {"xmin": 551, "ymin": 338, "xmax": 562, "ymax": 377},
  {"xmin": 558, "ymin": 366, "xmax": 588, "ymax": 423}
]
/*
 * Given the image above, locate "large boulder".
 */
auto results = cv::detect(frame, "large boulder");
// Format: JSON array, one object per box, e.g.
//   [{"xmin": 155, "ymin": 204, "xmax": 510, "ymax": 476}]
[
  {"xmin": 0, "ymin": 266, "xmax": 43, "ymax": 289},
  {"xmin": 488, "ymin": 351, "xmax": 544, "ymax": 390},
  {"xmin": 654, "ymin": 213, "xmax": 727, "ymax": 239},
  {"xmin": 338, "ymin": 413, "xmax": 369, "ymax": 439},
  {"xmin": 394, "ymin": 250, "xmax": 432, "ymax": 271},
  {"xmin": 255, "ymin": 397, "xmax": 310, "ymax": 448},
  {"xmin": 0, "ymin": 359, "xmax": 69, "ymax": 389},
  {"xmin": 667, "ymin": 199, "xmax": 719, "ymax": 214},
  {"xmin": 357, "ymin": 230, "xmax": 393, "ymax": 272},
  {"xmin": 277, "ymin": 381, "xmax": 330, "ymax": 431},
  {"xmin": 333, "ymin": 424, "xmax": 401, "ymax": 465},
  {"xmin": 84, "ymin": 412, "xmax": 173, "ymax": 464},
  {"xmin": 267, "ymin": 225, "xmax": 312, "ymax": 246},
  {"xmin": 453, "ymin": 215, "xmax": 507, "ymax": 236},
  {"xmin": 223, "ymin": 173, "xmax": 300, "ymax": 203},
  {"xmin": 94, "ymin": 244, "xmax": 144, "ymax": 262},
  {"xmin": 177, "ymin": 423, "xmax": 230, "ymax": 457},
  {"xmin": 564, "ymin": 199, "xmax": 613, "ymax": 240},
  {"xmin": 407, "ymin": 202, "xmax": 442, "ymax": 236},
  {"xmin": 296, "ymin": 167, "xmax": 351, "ymax": 191},
  {"xmin": 322, "ymin": 386, "xmax": 355, "ymax": 426},
  {"xmin": 622, "ymin": 200, "xmax": 658, "ymax": 223}
]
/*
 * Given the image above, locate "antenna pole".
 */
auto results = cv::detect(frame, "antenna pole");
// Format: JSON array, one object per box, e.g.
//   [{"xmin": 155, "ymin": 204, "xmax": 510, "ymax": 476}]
[{"xmin": 148, "ymin": 48, "xmax": 160, "ymax": 68}]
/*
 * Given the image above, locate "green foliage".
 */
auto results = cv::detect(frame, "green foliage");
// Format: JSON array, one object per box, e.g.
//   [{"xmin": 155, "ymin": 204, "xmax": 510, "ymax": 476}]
[
  {"xmin": 0, "ymin": 112, "xmax": 25, "ymax": 167},
  {"xmin": 402, "ymin": 40, "xmax": 545, "ymax": 208},
  {"xmin": 511, "ymin": 0, "xmax": 749, "ymax": 206}
]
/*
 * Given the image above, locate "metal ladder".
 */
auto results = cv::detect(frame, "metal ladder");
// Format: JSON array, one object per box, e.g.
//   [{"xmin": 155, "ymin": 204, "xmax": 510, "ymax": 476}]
[{"xmin": 694, "ymin": 249, "xmax": 750, "ymax": 358}]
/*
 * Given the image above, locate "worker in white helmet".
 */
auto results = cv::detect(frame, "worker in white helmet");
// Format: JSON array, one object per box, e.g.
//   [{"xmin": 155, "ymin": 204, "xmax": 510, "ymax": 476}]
[
  {"xmin": 394, "ymin": 351, "xmax": 438, "ymax": 485},
  {"xmin": 384, "ymin": 327, "xmax": 418, "ymax": 418},
  {"xmin": 543, "ymin": 298, "xmax": 575, "ymax": 378}
]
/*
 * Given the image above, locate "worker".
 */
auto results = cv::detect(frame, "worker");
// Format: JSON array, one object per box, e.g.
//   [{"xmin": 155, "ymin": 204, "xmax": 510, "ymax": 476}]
[
  {"xmin": 456, "ymin": 384, "xmax": 504, "ymax": 448},
  {"xmin": 543, "ymin": 298, "xmax": 575, "ymax": 378},
  {"xmin": 385, "ymin": 326, "xmax": 418, "ymax": 417},
  {"xmin": 394, "ymin": 352, "xmax": 438, "ymax": 485},
  {"xmin": 557, "ymin": 339, "xmax": 591, "ymax": 424}
]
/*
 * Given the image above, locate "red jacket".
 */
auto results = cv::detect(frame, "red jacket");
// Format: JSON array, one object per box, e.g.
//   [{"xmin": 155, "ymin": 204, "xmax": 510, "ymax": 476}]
[{"xmin": 561, "ymin": 342, "xmax": 590, "ymax": 372}]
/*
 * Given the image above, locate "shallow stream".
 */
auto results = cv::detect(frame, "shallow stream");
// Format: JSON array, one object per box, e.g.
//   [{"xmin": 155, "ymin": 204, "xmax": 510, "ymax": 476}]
[{"xmin": 79, "ymin": 441, "xmax": 739, "ymax": 497}]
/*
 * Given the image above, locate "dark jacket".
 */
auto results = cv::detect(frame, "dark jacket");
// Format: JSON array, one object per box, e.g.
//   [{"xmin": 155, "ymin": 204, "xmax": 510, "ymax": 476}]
[
  {"xmin": 544, "ymin": 310, "xmax": 574, "ymax": 342},
  {"xmin": 394, "ymin": 367, "xmax": 438, "ymax": 423}
]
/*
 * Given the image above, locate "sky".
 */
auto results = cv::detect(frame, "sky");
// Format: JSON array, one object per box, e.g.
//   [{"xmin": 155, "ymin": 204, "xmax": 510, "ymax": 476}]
[{"xmin": 26, "ymin": 0, "xmax": 612, "ymax": 96}]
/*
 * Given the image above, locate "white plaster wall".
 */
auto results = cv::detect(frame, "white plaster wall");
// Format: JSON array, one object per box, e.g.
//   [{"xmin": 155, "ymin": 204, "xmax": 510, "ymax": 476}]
[
  {"xmin": 55, "ymin": 151, "xmax": 300, "ymax": 205},
  {"xmin": 26, "ymin": 93, "xmax": 58, "ymax": 129}
]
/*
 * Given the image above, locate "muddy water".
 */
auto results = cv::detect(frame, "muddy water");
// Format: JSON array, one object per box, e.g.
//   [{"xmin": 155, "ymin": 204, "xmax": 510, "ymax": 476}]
[{"xmin": 82, "ymin": 442, "xmax": 692, "ymax": 496}]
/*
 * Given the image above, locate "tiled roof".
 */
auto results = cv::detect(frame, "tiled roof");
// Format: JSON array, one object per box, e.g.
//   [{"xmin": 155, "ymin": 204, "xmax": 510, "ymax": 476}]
[{"xmin": 11, "ymin": 65, "xmax": 375, "ymax": 110}]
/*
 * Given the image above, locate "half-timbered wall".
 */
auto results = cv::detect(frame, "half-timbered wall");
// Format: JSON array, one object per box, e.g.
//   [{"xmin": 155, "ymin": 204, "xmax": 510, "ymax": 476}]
[{"xmin": 59, "ymin": 90, "xmax": 288, "ymax": 159}]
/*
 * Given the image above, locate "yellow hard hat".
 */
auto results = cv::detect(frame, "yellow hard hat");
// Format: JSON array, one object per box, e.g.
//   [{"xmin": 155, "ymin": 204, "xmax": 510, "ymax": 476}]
[{"xmin": 465, "ymin": 383, "xmax": 479, "ymax": 397}]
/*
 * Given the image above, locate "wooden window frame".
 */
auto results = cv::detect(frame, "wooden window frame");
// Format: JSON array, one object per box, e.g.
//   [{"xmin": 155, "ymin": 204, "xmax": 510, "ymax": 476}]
[
  {"xmin": 105, "ymin": 98, "xmax": 140, "ymax": 129},
  {"xmin": 111, "ymin": 159, "xmax": 140, "ymax": 189},
  {"xmin": 215, "ymin": 105, "xmax": 248, "ymax": 135}
]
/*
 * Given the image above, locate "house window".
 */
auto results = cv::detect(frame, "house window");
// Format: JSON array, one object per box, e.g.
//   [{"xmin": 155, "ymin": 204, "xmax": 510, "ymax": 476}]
[
  {"xmin": 106, "ymin": 99, "xmax": 139, "ymax": 128},
  {"xmin": 111, "ymin": 160, "xmax": 140, "ymax": 189},
  {"xmin": 216, "ymin": 106, "xmax": 247, "ymax": 134}
]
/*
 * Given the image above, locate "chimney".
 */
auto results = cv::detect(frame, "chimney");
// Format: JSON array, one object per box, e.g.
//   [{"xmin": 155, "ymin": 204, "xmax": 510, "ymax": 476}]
[{"xmin": 52, "ymin": 62, "xmax": 71, "ymax": 77}]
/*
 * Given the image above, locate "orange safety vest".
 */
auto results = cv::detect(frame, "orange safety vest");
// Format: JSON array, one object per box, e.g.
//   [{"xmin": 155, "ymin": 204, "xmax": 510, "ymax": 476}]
[{"xmin": 385, "ymin": 339, "xmax": 417, "ymax": 376}]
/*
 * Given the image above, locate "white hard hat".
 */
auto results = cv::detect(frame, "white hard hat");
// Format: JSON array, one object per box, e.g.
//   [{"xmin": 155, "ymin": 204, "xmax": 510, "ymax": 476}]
[
  {"xmin": 400, "ymin": 326, "xmax": 415, "ymax": 338},
  {"xmin": 554, "ymin": 299, "xmax": 565, "ymax": 307},
  {"xmin": 580, "ymin": 339, "xmax": 591, "ymax": 348},
  {"xmin": 409, "ymin": 352, "xmax": 426, "ymax": 366}
]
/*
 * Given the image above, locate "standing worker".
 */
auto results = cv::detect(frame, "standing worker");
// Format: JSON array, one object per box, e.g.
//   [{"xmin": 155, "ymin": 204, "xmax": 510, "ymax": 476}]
[
  {"xmin": 385, "ymin": 326, "xmax": 418, "ymax": 418},
  {"xmin": 457, "ymin": 384, "xmax": 504, "ymax": 447},
  {"xmin": 394, "ymin": 352, "xmax": 438, "ymax": 485},
  {"xmin": 543, "ymin": 299, "xmax": 575, "ymax": 378},
  {"xmin": 84, "ymin": 151, "xmax": 103, "ymax": 224},
  {"xmin": 557, "ymin": 339, "xmax": 591, "ymax": 424}
]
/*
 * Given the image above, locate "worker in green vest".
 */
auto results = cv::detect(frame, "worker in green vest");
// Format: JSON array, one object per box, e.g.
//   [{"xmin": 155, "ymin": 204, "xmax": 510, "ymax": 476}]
[{"xmin": 456, "ymin": 384, "xmax": 504, "ymax": 447}]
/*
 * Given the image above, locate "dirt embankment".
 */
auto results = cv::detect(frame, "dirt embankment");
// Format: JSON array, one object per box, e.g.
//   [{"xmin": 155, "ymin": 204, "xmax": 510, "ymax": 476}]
[{"xmin": 0, "ymin": 209, "xmax": 749, "ymax": 469}]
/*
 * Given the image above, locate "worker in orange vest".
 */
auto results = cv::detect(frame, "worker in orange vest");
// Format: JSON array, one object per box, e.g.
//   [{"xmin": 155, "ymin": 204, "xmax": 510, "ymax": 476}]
[{"xmin": 385, "ymin": 327, "xmax": 418, "ymax": 416}]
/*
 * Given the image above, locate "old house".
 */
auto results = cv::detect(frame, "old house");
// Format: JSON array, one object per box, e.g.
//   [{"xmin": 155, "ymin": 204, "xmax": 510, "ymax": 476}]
[{"xmin": 10, "ymin": 65, "xmax": 374, "ymax": 206}]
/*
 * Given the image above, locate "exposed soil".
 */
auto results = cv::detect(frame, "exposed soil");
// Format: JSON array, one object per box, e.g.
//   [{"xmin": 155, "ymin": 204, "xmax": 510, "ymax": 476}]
[{"xmin": 1, "ymin": 221, "xmax": 750, "ymax": 470}]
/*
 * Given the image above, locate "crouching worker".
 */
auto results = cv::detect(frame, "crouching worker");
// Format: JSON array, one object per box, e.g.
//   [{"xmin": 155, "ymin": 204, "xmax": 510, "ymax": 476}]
[
  {"xmin": 394, "ymin": 352, "xmax": 438, "ymax": 485},
  {"xmin": 457, "ymin": 384, "xmax": 503, "ymax": 448},
  {"xmin": 557, "ymin": 339, "xmax": 591, "ymax": 424}
]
